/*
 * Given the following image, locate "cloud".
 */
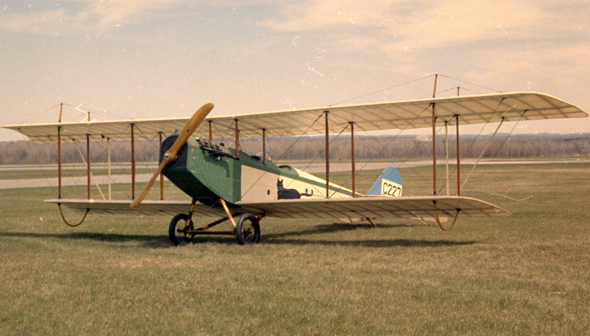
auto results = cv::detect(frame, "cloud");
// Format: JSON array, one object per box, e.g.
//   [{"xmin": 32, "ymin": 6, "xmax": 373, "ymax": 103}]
[
  {"xmin": 262, "ymin": 0, "xmax": 590, "ymax": 81},
  {"xmin": 264, "ymin": 0, "xmax": 590, "ymax": 50},
  {"xmin": 0, "ymin": 0, "xmax": 188, "ymax": 36},
  {"xmin": 0, "ymin": 0, "xmax": 289, "ymax": 36},
  {"xmin": 465, "ymin": 41, "xmax": 590, "ymax": 89},
  {"xmin": 263, "ymin": 0, "xmax": 404, "ymax": 34},
  {"xmin": 0, "ymin": 8, "xmax": 76, "ymax": 36},
  {"xmin": 86, "ymin": 0, "xmax": 182, "ymax": 28},
  {"xmin": 265, "ymin": 0, "xmax": 547, "ymax": 48}
]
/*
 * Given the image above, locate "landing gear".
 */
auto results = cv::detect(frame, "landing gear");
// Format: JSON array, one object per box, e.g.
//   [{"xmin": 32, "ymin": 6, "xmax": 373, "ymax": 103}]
[
  {"xmin": 235, "ymin": 213, "xmax": 261, "ymax": 245},
  {"xmin": 167, "ymin": 212, "xmax": 262, "ymax": 246},
  {"xmin": 169, "ymin": 213, "xmax": 193, "ymax": 246},
  {"xmin": 168, "ymin": 198, "xmax": 263, "ymax": 246}
]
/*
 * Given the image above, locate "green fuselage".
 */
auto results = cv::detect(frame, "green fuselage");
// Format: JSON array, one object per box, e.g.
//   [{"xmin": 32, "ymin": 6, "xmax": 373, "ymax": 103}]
[{"xmin": 160, "ymin": 135, "xmax": 355, "ymax": 205}]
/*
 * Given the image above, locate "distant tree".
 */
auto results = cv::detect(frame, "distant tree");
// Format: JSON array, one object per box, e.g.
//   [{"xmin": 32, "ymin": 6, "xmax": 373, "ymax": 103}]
[{"xmin": 1, "ymin": 134, "xmax": 589, "ymax": 165}]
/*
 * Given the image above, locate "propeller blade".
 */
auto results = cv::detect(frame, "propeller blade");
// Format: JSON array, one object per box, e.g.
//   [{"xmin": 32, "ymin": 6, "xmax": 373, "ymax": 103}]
[{"xmin": 130, "ymin": 103, "xmax": 214, "ymax": 208}]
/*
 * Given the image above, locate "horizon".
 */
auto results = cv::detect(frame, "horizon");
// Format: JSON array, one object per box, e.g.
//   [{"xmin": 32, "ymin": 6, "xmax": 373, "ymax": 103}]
[{"xmin": 3, "ymin": 129, "xmax": 590, "ymax": 145}]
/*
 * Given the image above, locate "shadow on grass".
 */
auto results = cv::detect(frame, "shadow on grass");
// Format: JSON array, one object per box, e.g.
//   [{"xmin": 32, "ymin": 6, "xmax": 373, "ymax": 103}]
[
  {"xmin": 0, "ymin": 222, "xmax": 476, "ymax": 248},
  {"xmin": 263, "ymin": 223, "xmax": 477, "ymax": 248},
  {"xmin": 0, "ymin": 231, "xmax": 173, "ymax": 248},
  {"xmin": 0, "ymin": 230, "xmax": 248, "ymax": 248},
  {"xmin": 265, "ymin": 222, "xmax": 431, "ymax": 239},
  {"xmin": 263, "ymin": 238, "xmax": 475, "ymax": 248}
]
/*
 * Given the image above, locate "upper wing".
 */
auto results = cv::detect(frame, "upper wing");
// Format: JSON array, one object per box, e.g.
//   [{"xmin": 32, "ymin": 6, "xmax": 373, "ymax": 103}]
[
  {"xmin": 236, "ymin": 196, "xmax": 511, "ymax": 221},
  {"xmin": 4, "ymin": 92, "xmax": 587, "ymax": 144},
  {"xmin": 206, "ymin": 92, "xmax": 587, "ymax": 138}
]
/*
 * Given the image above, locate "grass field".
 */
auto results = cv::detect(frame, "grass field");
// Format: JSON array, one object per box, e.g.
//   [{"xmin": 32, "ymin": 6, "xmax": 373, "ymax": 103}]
[{"xmin": 1, "ymin": 163, "xmax": 589, "ymax": 335}]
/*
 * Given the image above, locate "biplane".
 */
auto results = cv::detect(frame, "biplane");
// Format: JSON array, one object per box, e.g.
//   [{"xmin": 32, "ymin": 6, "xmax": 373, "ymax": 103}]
[{"xmin": 3, "ymin": 92, "xmax": 588, "ymax": 245}]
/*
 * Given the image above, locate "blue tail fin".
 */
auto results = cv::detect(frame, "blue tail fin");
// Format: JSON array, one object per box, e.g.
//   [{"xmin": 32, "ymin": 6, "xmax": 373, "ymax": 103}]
[{"xmin": 366, "ymin": 166, "xmax": 402, "ymax": 197}]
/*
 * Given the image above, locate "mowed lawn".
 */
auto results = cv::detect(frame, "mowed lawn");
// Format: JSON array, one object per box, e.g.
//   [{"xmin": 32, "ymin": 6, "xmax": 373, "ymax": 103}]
[{"xmin": 1, "ymin": 163, "xmax": 589, "ymax": 335}]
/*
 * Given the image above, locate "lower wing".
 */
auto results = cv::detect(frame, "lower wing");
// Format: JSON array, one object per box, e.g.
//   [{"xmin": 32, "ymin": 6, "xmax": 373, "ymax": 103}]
[
  {"xmin": 237, "ymin": 196, "xmax": 511, "ymax": 222},
  {"xmin": 45, "ymin": 199, "xmax": 218, "ymax": 217},
  {"xmin": 47, "ymin": 196, "xmax": 510, "ymax": 222}
]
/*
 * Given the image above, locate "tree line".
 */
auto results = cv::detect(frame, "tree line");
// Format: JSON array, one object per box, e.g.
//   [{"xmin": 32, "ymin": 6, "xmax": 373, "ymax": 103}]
[{"xmin": 1, "ymin": 134, "xmax": 589, "ymax": 165}]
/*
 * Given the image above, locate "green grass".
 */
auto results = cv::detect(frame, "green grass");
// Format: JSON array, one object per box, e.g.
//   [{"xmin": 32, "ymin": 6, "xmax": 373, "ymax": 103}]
[{"xmin": 1, "ymin": 163, "xmax": 590, "ymax": 335}]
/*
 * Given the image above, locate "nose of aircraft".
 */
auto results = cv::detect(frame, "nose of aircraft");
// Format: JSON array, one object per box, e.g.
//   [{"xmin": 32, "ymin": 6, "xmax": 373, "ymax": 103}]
[{"xmin": 130, "ymin": 103, "xmax": 214, "ymax": 208}]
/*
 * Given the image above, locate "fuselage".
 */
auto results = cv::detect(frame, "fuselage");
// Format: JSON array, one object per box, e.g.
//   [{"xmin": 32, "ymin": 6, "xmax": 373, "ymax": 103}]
[{"xmin": 160, "ymin": 135, "xmax": 356, "ymax": 204}]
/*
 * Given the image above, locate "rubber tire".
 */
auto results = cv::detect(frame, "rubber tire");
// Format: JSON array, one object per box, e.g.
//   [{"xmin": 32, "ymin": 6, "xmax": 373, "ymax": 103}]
[
  {"xmin": 235, "ymin": 213, "xmax": 261, "ymax": 245},
  {"xmin": 169, "ymin": 213, "xmax": 193, "ymax": 246}
]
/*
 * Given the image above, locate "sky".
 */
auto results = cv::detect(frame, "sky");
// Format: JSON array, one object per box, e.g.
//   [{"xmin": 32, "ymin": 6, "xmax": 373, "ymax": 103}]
[{"xmin": 1, "ymin": 0, "xmax": 589, "ymax": 141}]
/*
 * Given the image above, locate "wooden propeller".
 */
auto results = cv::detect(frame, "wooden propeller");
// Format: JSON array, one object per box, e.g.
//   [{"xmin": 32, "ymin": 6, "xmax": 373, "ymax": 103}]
[{"xmin": 130, "ymin": 103, "xmax": 214, "ymax": 208}]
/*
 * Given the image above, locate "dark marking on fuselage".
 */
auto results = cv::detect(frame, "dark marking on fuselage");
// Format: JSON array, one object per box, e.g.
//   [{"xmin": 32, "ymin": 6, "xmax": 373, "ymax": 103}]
[{"xmin": 277, "ymin": 179, "xmax": 314, "ymax": 199}]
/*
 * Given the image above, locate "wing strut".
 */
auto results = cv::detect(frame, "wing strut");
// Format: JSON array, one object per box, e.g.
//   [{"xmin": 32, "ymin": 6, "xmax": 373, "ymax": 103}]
[
  {"xmin": 208, "ymin": 120, "xmax": 213, "ymax": 141},
  {"xmin": 350, "ymin": 122, "xmax": 356, "ymax": 197},
  {"xmin": 58, "ymin": 124, "xmax": 62, "ymax": 199},
  {"xmin": 86, "ymin": 134, "xmax": 91, "ymax": 199},
  {"xmin": 432, "ymin": 75, "xmax": 438, "ymax": 196},
  {"xmin": 365, "ymin": 217, "xmax": 377, "ymax": 227},
  {"xmin": 234, "ymin": 119, "xmax": 239, "ymax": 159},
  {"xmin": 445, "ymin": 121, "xmax": 449, "ymax": 196},
  {"xmin": 158, "ymin": 132, "xmax": 164, "ymax": 200},
  {"xmin": 107, "ymin": 137, "xmax": 112, "ymax": 200},
  {"xmin": 432, "ymin": 103, "xmax": 437, "ymax": 195},
  {"xmin": 324, "ymin": 111, "xmax": 330, "ymax": 198},
  {"xmin": 456, "ymin": 114, "xmax": 461, "ymax": 196},
  {"xmin": 131, "ymin": 124, "xmax": 135, "ymax": 199},
  {"xmin": 262, "ymin": 128, "xmax": 267, "ymax": 165}
]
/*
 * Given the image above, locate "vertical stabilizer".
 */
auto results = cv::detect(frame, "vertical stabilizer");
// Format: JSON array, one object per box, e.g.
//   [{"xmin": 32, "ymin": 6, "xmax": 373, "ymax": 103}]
[{"xmin": 366, "ymin": 167, "xmax": 402, "ymax": 197}]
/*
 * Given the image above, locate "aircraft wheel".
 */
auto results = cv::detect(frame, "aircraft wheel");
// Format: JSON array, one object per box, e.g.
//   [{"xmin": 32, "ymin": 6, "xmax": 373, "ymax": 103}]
[
  {"xmin": 169, "ymin": 213, "xmax": 193, "ymax": 246},
  {"xmin": 235, "ymin": 213, "xmax": 260, "ymax": 245}
]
